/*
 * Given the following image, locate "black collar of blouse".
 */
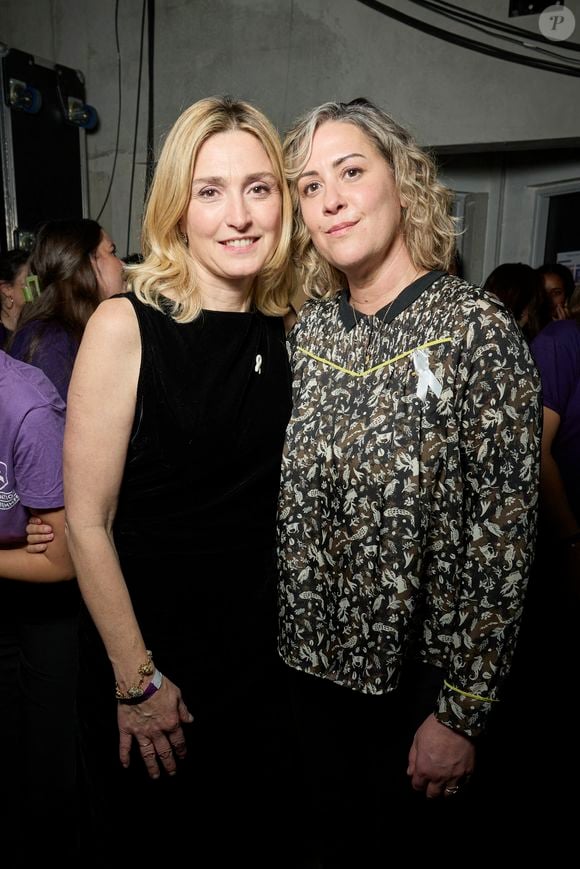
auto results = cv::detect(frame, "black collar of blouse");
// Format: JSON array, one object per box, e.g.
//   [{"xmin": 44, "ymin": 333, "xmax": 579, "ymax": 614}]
[{"xmin": 338, "ymin": 270, "xmax": 447, "ymax": 332}]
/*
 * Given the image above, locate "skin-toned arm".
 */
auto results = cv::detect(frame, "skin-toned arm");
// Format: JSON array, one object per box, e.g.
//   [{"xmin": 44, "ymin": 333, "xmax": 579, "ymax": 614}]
[
  {"xmin": 540, "ymin": 407, "xmax": 579, "ymax": 538},
  {"xmin": 539, "ymin": 406, "xmax": 580, "ymax": 592},
  {"xmin": 64, "ymin": 298, "xmax": 192, "ymax": 778},
  {"xmin": 0, "ymin": 506, "xmax": 74, "ymax": 581}
]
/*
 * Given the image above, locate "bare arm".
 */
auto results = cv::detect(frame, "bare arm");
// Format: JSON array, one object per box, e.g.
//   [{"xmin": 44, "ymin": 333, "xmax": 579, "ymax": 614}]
[
  {"xmin": 539, "ymin": 407, "xmax": 580, "ymax": 538},
  {"xmin": 0, "ymin": 506, "xmax": 74, "ymax": 581},
  {"xmin": 64, "ymin": 298, "xmax": 143, "ymax": 678},
  {"xmin": 64, "ymin": 298, "xmax": 192, "ymax": 777},
  {"xmin": 539, "ymin": 406, "xmax": 580, "ymax": 595}
]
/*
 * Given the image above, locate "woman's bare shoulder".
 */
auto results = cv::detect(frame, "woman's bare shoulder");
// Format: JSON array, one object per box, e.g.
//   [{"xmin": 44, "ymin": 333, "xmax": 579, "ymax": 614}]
[{"xmin": 84, "ymin": 296, "xmax": 139, "ymax": 344}]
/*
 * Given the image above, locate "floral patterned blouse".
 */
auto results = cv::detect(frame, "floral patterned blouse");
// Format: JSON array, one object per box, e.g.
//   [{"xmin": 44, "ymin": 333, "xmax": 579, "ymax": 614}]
[{"xmin": 277, "ymin": 272, "xmax": 541, "ymax": 737}]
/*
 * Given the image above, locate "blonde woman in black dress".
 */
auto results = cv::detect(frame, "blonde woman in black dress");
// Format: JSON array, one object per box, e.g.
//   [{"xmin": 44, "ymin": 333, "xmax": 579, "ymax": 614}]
[{"xmin": 61, "ymin": 97, "xmax": 294, "ymax": 865}]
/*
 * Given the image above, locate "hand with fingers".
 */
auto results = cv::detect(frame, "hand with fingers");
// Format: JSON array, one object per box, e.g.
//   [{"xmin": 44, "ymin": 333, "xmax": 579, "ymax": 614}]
[
  {"xmin": 553, "ymin": 302, "xmax": 569, "ymax": 321},
  {"xmin": 407, "ymin": 713, "xmax": 475, "ymax": 800},
  {"xmin": 118, "ymin": 675, "xmax": 193, "ymax": 779},
  {"xmin": 25, "ymin": 515, "xmax": 54, "ymax": 553}
]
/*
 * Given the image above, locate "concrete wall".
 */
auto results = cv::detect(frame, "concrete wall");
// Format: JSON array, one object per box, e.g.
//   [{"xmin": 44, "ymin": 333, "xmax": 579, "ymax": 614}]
[
  {"xmin": 1, "ymin": 0, "xmax": 579, "ymax": 263},
  {"xmin": 440, "ymin": 147, "xmax": 580, "ymax": 285}
]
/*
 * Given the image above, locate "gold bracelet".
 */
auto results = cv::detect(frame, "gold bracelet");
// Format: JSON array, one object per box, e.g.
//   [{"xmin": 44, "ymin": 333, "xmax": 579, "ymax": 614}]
[{"xmin": 114, "ymin": 650, "xmax": 154, "ymax": 700}]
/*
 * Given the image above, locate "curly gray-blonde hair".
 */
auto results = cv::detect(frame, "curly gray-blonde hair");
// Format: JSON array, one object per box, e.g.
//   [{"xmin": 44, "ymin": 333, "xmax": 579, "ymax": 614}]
[{"xmin": 284, "ymin": 98, "xmax": 457, "ymax": 299}]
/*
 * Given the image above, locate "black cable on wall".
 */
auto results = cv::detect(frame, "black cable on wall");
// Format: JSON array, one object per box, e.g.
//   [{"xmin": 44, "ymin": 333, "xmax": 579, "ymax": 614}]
[
  {"xmin": 355, "ymin": 0, "xmax": 580, "ymax": 77},
  {"xmin": 95, "ymin": 0, "xmax": 123, "ymax": 222},
  {"xmin": 144, "ymin": 0, "xmax": 155, "ymax": 201},
  {"xmin": 409, "ymin": 0, "xmax": 580, "ymax": 49},
  {"xmin": 126, "ymin": 0, "xmax": 147, "ymax": 257}
]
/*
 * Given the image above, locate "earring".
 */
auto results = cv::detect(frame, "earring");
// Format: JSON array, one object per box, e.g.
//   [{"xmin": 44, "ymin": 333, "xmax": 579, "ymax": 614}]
[
  {"xmin": 178, "ymin": 229, "xmax": 188, "ymax": 246},
  {"xmin": 5, "ymin": 295, "xmax": 14, "ymax": 310}
]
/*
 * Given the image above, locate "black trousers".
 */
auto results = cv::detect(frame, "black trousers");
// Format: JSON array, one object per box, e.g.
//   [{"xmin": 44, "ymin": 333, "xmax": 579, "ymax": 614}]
[
  {"xmin": 287, "ymin": 663, "xmax": 474, "ymax": 868},
  {"xmin": 472, "ymin": 538, "xmax": 580, "ymax": 857},
  {"xmin": 0, "ymin": 582, "xmax": 80, "ymax": 867}
]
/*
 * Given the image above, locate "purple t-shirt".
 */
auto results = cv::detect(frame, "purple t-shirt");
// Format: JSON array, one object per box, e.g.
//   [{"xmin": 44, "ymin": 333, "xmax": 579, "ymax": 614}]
[
  {"xmin": 530, "ymin": 319, "xmax": 580, "ymax": 521},
  {"xmin": 10, "ymin": 319, "xmax": 79, "ymax": 401},
  {"xmin": 0, "ymin": 350, "xmax": 65, "ymax": 544}
]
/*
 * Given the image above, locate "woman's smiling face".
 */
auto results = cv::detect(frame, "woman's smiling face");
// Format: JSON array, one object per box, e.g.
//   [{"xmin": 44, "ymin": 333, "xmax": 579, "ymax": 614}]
[
  {"xmin": 297, "ymin": 120, "xmax": 405, "ymax": 283},
  {"xmin": 182, "ymin": 129, "xmax": 282, "ymax": 296}
]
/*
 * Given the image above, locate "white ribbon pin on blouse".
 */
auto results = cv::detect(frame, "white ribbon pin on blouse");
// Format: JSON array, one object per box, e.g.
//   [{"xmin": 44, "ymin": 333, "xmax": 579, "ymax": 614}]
[{"xmin": 412, "ymin": 348, "xmax": 442, "ymax": 402}]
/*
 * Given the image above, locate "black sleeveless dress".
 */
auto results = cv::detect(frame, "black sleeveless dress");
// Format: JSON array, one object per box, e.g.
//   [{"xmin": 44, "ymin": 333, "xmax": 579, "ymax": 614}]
[{"xmin": 78, "ymin": 294, "xmax": 294, "ymax": 864}]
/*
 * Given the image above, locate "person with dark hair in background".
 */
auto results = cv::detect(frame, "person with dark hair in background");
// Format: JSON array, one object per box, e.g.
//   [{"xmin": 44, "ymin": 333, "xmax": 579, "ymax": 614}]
[
  {"xmin": 9, "ymin": 219, "xmax": 124, "ymax": 863},
  {"xmin": 279, "ymin": 98, "xmax": 541, "ymax": 864},
  {"xmin": 532, "ymin": 261, "xmax": 575, "ymax": 332},
  {"xmin": 483, "ymin": 261, "xmax": 542, "ymax": 342},
  {"xmin": 0, "ymin": 249, "xmax": 29, "ymax": 349},
  {"xmin": 0, "ymin": 349, "xmax": 78, "ymax": 866},
  {"xmin": 8, "ymin": 218, "xmax": 124, "ymax": 399}
]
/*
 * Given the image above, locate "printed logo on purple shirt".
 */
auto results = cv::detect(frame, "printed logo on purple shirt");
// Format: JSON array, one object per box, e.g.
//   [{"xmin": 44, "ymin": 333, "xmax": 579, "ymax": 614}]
[{"xmin": 0, "ymin": 461, "xmax": 20, "ymax": 509}]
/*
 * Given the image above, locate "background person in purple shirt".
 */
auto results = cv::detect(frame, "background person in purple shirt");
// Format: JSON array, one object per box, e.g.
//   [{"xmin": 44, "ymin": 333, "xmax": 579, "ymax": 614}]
[
  {"xmin": 531, "ymin": 313, "xmax": 580, "ymax": 582},
  {"xmin": 8, "ymin": 217, "xmax": 125, "ymax": 400},
  {"xmin": 499, "ymin": 301, "xmax": 580, "ymax": 834},
  {"xmin": 0, "ymin": 248, "xmax": 29, "ymax": 349},
  {"xmin": 536, "ymin": 262, "xmax": 575, "ymax": 324},
  {"xmin": 0, "ymin": 350, "xmax": 78, "ymax": 863}
]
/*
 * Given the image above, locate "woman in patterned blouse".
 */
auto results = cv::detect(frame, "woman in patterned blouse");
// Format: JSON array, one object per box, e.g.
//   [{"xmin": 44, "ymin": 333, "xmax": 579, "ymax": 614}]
[{"xmin": 278, "ymin": 98, "xmax": 541, "ymax": 863}]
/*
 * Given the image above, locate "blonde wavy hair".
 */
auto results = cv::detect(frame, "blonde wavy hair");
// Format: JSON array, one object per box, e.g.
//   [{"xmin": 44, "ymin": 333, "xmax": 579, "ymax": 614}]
[
  {"xmin": 284, "ymin": 98, "xmax": 457, "ymax": 300},
  {"xmin": 127, "ymin": 96, "xmax": 293, "ymax": 321}
]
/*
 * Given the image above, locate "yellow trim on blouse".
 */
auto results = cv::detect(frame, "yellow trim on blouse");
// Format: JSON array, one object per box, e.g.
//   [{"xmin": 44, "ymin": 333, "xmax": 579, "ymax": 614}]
[
  {"xmin": 443, "ymin": 680, "xmax": 499, "ymax": 704},
  {"xmin": 297, "ymin": 336, "xmax": 453, "ymax": 378}
]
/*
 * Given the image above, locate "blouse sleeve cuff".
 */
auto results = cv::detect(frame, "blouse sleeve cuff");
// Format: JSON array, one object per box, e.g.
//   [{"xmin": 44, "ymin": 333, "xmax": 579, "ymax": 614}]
[{"xmin": 434, "ymin": 679, "xmax": 499, "ymax": 738}]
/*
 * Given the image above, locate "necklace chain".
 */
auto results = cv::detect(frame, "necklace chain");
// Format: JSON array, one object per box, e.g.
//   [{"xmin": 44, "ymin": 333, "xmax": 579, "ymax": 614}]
[
  {"xmin": 350, "ymin": 270, "xmax": 421, "ymax": 366},
  {"xmin": 351, "ymin": 300, "xmax": 395, "ymax": 368},
  {"xmin": 351, "ymin": 297, "xmax": 394, "ymax": 328},
  {"xmin": 350, "ymin": 267, "xmax": 421, "ymax": 326}
]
